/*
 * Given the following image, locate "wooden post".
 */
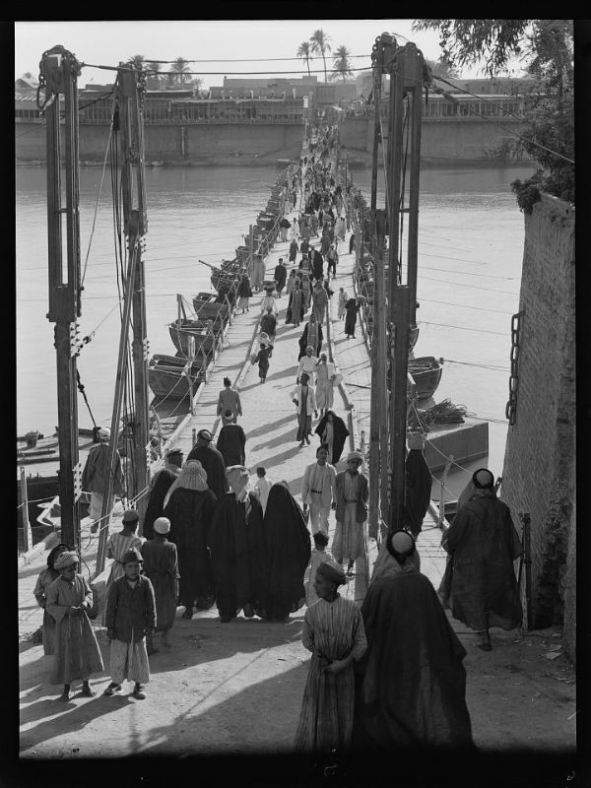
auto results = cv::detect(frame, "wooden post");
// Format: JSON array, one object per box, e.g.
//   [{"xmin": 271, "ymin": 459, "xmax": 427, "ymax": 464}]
[
  {"xmin": 370, "ymin": 54, "xmax": 381, "ymax": 212},
  {"xmin": 41, "ymin": 47, "xmax": 83, "ymax": 551},
  {"xmin": 438, "ymin": 456, "xmax": 453, "ymax": 527},
  {"xmin": 248, "ymin": 224, "xmax": 254, "ymax": 281},
  {"xmin": 389, "ymin": 286, "xmax": 410, "ymax": 532},
  {"xmin": 19, "ymin": 467, "xmax": 32, "ymax": 553},
  {"xmin": 120, "ymin": 63, "xmax": 150, "ymax": 524},
  {"xmin": 404, "ymin": 45, "xmax": 424, "ymax": 329}
]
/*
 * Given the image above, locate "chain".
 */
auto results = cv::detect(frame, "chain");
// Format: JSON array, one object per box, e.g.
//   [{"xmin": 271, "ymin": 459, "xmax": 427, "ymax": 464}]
[{"xmin": 505, "ymin": 310, "xmax": 524, "ymax": 424}]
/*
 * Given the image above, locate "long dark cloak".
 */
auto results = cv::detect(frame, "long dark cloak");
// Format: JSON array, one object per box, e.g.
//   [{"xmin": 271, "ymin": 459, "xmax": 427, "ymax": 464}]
[
  {"xmin": 216, "ymin": 424, "xmax": 246, "ymax": 467},
  {"xmin": 164, "ymin": 487, "xmax": 217, "ymax": 604},
  {"xmin": 141, "ymin": 539, "xmax": 179, "ymax": 631},
  {"xmin": 443, "ymin": 492, "xmax": 523, "ymax": 631},
  {"xmin": 262, "ymin": 484, "xmax": 312, "ymax": 620},
  {"xmin": 298, "ymin": 322, "xmax": 323, "ymax": 359},
  {"xmin": 405, "ymin": 449, "xmax": 432, "ymax": 537},
  {"xmin": 185, "ymin": 444, "xmax": 228, "ymax": 499},
  {"xmin": 344, "ymin": 299, "xmax": 358, "ymax": 335},
  {"xmin": 208, "ymin": 492, "xmax": 267, "ymax": 619},
  {"xmin": 274, "ymin": 264, "xmax": 287, "ymax": 288},
  {"xmin": 352, "ymin": 572, "xmax": 474, "ymax": 751},
  {"xmin": 142, "ymin": 468, "xmax": 177, "ymax": 540},
  {"xmin": 314, "ymin": 411, "xmax": 350, "ymax": 463}
]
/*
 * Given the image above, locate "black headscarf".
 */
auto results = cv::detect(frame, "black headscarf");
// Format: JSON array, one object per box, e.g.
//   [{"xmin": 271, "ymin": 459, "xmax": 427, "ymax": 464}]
[
  {"xmin": 262, "ymin": 483, "xmax": 312, "ymax": 620},
  {"xmin": 314, "ymin": 410, "xmax": 350, "ymax": 463}
]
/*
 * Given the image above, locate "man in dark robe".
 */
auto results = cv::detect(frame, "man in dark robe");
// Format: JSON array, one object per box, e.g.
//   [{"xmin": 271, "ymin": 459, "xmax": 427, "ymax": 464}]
[
  {"xmin": 208, "ymin": 465, "xmax": 267, "ymax": 622},
  {"xmin": 314, "ymin": 410, "xmax": 349, "ymax": 464},
  {"xmin": 310, "ymin": 246, "xmax": 324, "ymax": 282},
  {"xmin": 186, "ymin": 428, "xmax": 228, "ymax": 499},
  {"xmin": 142, "ymin": 447, "xmax": 183, "ymax": 539},
  {"xmin": 298, "ymin": 314, "xmax": 323, "ymax": 359},
  {"xmin": 216, "ymin": 418, "xmax": 246, "ymax": 467},
  {"xmin": 404, "ymin": 444, "xmax": 432, "ymax": 537},
  {"xmin": 353, "ymin": 530, "xmax": 474, "ymax": 751},
  {"xmin": 274, "ymin": 258, "xmax": 287, "ymax": 297},
  {"xmin": 260, "ymin": 308, "xmax": 277, "ymax": 341},
  {"xmin": 262, "ymin": 483, "xmax": 311, "ymax": 621},
  {"xmin": 440, "ymin": 468, "xmax": 523, "ymax": 651}
]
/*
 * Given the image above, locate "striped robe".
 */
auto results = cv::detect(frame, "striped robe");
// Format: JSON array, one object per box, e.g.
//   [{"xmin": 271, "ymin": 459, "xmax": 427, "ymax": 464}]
[
  {"xmin": 101, "ymin": 531, "xmax": 144, "ymax": 625},
  {"xmin": 46, "ymin": 575, "xmax": 104, "ymax": 685},
  {"xmin": 295, "ymin": 595, "xmax": 367, "ymax": 752}
]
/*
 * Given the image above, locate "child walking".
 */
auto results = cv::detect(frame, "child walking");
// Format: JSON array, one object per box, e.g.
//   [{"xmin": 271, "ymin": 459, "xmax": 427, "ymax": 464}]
[
  {"xmin": 303, "ymin": 531, "xmax": 339, "ymax": 607},
  {"xmin": 46, "ymin": 551, "xmax": 104, "ymax": 701},
  {"xmin": 253, "ymin": 342, "xmax": 272, "ymax": 383},
  {"xmin": 104, "ymin": 547, "xmax": 156, "ymax": 700},
  {"xmin": 253, "ymin": 466, "xmax": 273, "ymax": 516}
]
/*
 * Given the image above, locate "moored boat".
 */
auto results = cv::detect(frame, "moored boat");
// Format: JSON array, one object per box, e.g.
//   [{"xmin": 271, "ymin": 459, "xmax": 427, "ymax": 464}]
[
  {"xmin": 408, "ymin": 356, "xmax": 444, "ymax": 400},
  {"xmin": 148, "ymin": 354, "xmax": 205, "ymax": 400},
  {"xmin": 168, "ymin": 319, "xmax": 218, "ymax": 356}
]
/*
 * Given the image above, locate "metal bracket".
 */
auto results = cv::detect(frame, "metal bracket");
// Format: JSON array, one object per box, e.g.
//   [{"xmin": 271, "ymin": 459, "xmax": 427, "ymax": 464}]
[{"xmin": 73, "ymin": 461, "xmax": 83, "ymax": 501}]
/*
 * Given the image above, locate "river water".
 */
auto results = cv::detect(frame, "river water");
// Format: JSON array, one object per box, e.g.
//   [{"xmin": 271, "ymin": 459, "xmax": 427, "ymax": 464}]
[{"xmin": 16, "ymin": 162, "xmax": 535, "ymax": 476}]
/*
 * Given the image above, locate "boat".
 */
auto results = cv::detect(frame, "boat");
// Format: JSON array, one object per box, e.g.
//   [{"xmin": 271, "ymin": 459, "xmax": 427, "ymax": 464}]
[
  {"xmin": 17, "ymin": 428, "xmax": 97, "ymax": 540},
  {"xmin": 168, "ymin": 319, "xmax": 218, "ymax": 356},
  {"xmin": 408, "ymin": 356, "xmax": 444, "ymax": 400},
  {"xmin": 148, "ymin": 354, "xmax": 205, "ymax": 400},
  {"xmin": 192, "ymin": 292, "xmax": 231, "ymax": 329}
]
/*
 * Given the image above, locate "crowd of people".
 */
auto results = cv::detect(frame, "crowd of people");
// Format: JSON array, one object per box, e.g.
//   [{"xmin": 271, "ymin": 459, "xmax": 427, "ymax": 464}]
[{"xmin": 33, "ymin": 124, "xmax": 524, "ymax": 761}]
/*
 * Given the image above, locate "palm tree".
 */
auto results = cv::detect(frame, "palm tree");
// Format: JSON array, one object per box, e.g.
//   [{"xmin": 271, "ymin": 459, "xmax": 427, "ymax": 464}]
[
  {"xmin": 130, "ymin": 54, "xmax": 145, "ymax": 69},
  {"xmin": 169, "ymin": 57, "xmax": 191, "ymax": 86},
  {"xmin": 331, "ymin": 46, "xmax": 353, "ymax": 82},
  {"xmin": 297, "ymin": 41, "xmax": 312, "ymax": 76},
  {"xmin": 146, "ymin": 61, "xmax": 163, "ymax": 90},
  {"xmin": 310, "ymin": 29, "xmax": 332, "ymax": 83}
]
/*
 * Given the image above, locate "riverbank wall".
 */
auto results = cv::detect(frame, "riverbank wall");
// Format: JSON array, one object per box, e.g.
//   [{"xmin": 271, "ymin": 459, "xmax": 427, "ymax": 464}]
[
  {"xmin": 499, "ymin": 193, "xmax": 575, "ymax": 661},
  {"xmin": 15, "ymin": 114, "xmax": 530, "ymax": 166}
]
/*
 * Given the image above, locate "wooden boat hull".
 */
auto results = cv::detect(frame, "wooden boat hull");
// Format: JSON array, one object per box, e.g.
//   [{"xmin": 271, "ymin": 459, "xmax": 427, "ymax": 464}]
[
  {"xmin": 168, "ymin": 322, "xmax": 217, "ymax": 356},
  {"xmin": 408, "ymin": 356, "xmax": 443, "ymax": 400},
  {"xmin": 148, "ymin": 359, "xmax": 204, "ymax": 400}
]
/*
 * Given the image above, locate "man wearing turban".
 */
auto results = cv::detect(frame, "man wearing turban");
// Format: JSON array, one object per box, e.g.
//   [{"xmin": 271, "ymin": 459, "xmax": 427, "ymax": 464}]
[
  {"xmin": 82, "ymin": 426, "xmax": 124, "ymax": 533},
  {"xmin": 186, "ymin": 429, "xmax": 228, "ymax": 499},
  {"xmin": 46, "ymin": 551, "xmax": 104, "ymax": 701},
  {"xmin": 140, "ymin": 517, "xmax": 179, "ymax": 650},
  {"xmin": 352, "ymin": 530, "xmax": 474, "ymax": 751},
  {"xmin": 332, "ymin": 451, "xmax": 369, "ymax": 576},
  {"xmin": 208, "ymin": 465, "xmax": 267, "ymax": 623}
]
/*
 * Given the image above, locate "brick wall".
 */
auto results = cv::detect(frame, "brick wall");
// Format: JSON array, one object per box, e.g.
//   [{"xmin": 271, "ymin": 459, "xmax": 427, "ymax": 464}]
[{"xmin": 500, "ymin": 194, "xmax": 575, "ymax": 660}]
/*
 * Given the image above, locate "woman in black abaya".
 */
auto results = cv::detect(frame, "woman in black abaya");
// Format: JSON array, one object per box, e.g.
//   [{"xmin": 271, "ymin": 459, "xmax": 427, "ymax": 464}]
[
  {"xmin": 314, "ymin": 410, "xmax": 350, "ymax": 465},
  {"xmin": 262, "ymin": 483, "xmax": 311, "ymax": 622}
]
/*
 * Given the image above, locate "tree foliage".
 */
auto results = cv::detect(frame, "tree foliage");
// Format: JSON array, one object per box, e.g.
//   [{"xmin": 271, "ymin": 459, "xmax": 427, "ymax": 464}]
[
  {"xmin": 310, "ymin": 29, "xmax": 332, "ymax": 83},
  {"xmin": 169, "ymin": 57, "xmax": 191, "ymax": 86},
  {"xmin": 331, "ymin": 46, "xmax": 353, "ymax": 81},
  {"xmin": 412, "ymin": 19, "xmax": 574, "ymax": 203},
  {"xmin": 297, "ymin": 41, "xmax": 312, "ymax": 76}
]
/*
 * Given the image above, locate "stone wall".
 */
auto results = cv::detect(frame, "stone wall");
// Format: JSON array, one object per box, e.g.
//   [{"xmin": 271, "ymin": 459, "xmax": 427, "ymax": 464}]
[
  {"xmin": 339, "ymin": 116, "xmax": 529, "ymax": 164},
  {"xmin": 16, "ymin": 117, "xmax": 528, "ymax": 165},
  {"xmin": 500, "ymin": 194, "xmax": 575, "ymax": 661},
  {"xmin": 15, "ymin": 121, "xmax": 305, "ymax": 165}
]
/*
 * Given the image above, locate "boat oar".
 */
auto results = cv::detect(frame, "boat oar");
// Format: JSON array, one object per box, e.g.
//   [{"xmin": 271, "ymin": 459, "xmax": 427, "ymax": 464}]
[{"xmin": 198, "ymin": 259, "xmax": 218, "ymax": 271}]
